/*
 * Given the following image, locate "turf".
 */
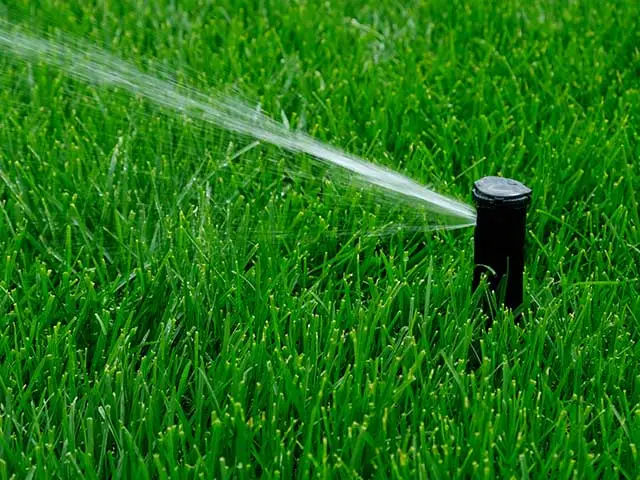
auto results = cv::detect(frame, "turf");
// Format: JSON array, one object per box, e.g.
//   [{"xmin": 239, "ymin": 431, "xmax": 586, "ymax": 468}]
[{"xmin": 1, "ymin": 0, "xmax": 639, "ymax": 478}]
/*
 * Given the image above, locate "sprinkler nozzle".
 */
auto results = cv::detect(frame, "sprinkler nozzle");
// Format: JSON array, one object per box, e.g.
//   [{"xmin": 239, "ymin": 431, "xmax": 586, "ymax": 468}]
[{"xmin": 472, "ymin": 176, "xmax": 532, "ymax": 319}]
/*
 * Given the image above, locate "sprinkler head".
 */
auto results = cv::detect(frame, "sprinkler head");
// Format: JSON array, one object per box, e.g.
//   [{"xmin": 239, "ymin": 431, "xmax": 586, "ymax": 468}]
[{"xmin": 472, "ymin": 176, "xmax": 532, "ymax": 320}]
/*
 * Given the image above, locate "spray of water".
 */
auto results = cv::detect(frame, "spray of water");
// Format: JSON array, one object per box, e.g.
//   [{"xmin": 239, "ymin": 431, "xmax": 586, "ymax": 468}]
[{"xmin": 0, "ymin": 22, "xmax": 476, "ymax": 227}]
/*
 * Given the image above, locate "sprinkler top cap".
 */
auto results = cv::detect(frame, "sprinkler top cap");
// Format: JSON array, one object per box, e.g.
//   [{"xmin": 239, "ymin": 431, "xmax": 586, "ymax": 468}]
[{"xmin": 472, "ymin": 176, "xmax": 531, "ymax": 208}]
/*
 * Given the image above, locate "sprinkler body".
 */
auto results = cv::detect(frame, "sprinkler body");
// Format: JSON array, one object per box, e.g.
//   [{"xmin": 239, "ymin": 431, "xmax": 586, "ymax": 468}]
[{"xmin": 472, "ymin": 176, "xmax": 532, "ymax": 317}]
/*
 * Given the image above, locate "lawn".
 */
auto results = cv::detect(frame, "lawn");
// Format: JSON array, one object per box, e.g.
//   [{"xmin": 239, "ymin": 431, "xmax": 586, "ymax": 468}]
[{"xmin": 0, "ymin": 0, "xmax": 639, "ymax": 478}]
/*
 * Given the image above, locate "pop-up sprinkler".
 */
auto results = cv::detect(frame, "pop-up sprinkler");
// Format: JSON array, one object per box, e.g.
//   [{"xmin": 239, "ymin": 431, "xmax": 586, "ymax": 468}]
[{"xmin": 472, "ymin": 176, "xmax": 532, "ymax": 319}]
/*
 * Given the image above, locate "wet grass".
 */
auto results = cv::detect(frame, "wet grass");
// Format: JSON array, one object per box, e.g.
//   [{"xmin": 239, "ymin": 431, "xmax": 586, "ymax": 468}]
[{"xmin": 0, "ymin": 0, "xmax": 639, "ymax": 478}]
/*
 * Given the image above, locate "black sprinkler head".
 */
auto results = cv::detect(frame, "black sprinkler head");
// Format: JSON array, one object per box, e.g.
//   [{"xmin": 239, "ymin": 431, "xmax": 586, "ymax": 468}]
[{"xmin": 472, "ymin": 176, "xmax": 532, "ymax": 319}]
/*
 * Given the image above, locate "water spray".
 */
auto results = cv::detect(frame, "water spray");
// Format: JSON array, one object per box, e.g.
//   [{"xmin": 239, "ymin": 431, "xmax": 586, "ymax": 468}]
[
  {"xmin": 0, "ymin": 22, "xmax": 476, "ymax": 231},
  {"xmin": 472, "ymin": 176, "xmax": 532, "ymax": 319}
]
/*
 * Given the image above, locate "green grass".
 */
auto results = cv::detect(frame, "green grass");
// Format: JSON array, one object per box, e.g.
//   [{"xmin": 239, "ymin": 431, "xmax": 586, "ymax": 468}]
[{"xmin": 1, "ymin": 0, "xmax": 639, "ymax": 478}]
